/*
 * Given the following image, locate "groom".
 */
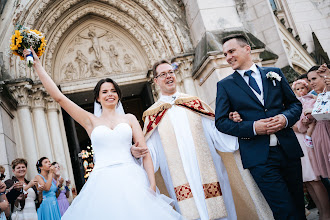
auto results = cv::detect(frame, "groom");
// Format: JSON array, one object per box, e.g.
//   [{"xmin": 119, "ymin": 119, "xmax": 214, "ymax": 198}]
[{"xmin": 215, "ymin": 34, "xmax": 304, "ymax": 219}]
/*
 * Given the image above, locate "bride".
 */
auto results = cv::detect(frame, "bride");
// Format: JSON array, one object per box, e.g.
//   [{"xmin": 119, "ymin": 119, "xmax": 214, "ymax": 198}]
[{"xmin": 23, "ymin": 48, "xmax": 184, "ymax": 219}]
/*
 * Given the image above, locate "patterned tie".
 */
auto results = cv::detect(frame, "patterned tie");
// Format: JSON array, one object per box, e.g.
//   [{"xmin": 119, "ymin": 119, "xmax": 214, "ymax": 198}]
[{"xmin": 244, "ymin": 70, "xmax": 261, "ymax": 95}]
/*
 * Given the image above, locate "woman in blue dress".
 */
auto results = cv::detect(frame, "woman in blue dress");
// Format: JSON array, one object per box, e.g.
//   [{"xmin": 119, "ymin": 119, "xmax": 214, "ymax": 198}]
[{"xmin": 35, "ymin": 157, "xmax": 61, "ymax": 220}]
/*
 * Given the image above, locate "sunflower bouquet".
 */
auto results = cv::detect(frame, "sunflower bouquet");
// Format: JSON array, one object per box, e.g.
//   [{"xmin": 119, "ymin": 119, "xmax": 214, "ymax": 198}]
[{"xmin": 10, "ymin": 24, "xmax": 47, "ymax": 67}]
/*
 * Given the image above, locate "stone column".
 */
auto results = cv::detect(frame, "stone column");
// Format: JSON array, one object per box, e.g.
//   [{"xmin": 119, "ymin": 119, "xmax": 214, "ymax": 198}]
[
  {"xmin": 8, "ymin": 83, "xmax": 38, "ymax": 179},
  {"xmin": 46, "ymin": 96, "xmax": 69, "ymax": 179},
  {"xmin": 175, "ymin": 56, "xmax": 197, "ymax": 96},
  {"xmin": 31, "ymin": 86, "xmax": 53, "ymax": 160}
]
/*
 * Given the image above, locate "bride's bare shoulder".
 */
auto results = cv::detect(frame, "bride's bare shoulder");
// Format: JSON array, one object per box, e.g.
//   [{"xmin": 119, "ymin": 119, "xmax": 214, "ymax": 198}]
[{"xmin": 124, "ymin": 113, "xmax": 137, "ymax": 121}]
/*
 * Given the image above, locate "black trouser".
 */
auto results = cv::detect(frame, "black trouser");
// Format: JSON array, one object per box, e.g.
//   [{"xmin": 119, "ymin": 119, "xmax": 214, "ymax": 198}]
[{"xmin": 249, "ymin": 146, "xmax": 306, "ymax": 220}]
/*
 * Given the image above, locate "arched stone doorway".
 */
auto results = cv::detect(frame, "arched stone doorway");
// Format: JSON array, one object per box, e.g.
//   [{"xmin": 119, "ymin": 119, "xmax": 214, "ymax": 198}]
[
  {"xmin": 52, "ymin": 16, "xmax": 155, "ymax": 191},
  {"xmin": 9, "ymin": 0, "xmax": 194, "ymax": 191}
]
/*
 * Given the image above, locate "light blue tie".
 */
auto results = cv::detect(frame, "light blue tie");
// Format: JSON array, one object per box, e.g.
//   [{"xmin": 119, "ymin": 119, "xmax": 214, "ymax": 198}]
[{"xmin": 244, "ymin": 70, "xmax": 261, "ymax": 95}]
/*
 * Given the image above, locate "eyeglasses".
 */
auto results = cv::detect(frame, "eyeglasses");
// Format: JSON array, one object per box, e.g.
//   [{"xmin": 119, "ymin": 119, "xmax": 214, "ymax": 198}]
[{"xmin": 155, "ymin": 70, "xmax": 175, "ymax": 79}]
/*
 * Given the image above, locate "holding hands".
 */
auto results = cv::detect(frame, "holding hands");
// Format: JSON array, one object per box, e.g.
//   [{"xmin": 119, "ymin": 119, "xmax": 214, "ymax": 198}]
[
  {"xmin": 131, "ymin": 142, "xmax": 149, "ymax": 159},
  {"xmin": 229, "ymin": 111, "xmax": 286, "ymax": 135}
]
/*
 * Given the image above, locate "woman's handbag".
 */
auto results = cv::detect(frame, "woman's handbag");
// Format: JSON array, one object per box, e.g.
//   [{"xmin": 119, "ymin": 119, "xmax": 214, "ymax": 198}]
[{"xmin": 312, "ymin": 90, "xmax": 330, "ymax": 121}]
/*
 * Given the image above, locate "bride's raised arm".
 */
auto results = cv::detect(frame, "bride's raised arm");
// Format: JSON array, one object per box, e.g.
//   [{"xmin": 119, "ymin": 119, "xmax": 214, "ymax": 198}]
[{"xmin": 24, "ymin": 47, "xmax": 94, "ymax": 133}]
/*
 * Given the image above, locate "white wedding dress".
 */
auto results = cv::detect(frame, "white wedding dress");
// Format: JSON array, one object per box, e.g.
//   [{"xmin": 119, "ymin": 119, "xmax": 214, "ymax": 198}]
[{"xmin": 62, "ymin": 123, "xmax": 184, "ymax": 220}]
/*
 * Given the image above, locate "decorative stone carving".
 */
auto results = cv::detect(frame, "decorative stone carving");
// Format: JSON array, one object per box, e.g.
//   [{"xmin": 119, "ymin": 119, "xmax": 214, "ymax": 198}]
[
  {"xmin": 123, "ymin": 54, "xmax": 136, "ymax": 72},
  {"xmin": 8, "ymin": 83, "xmax": 32, "ymax": 107},
  {"xmin": 43, "ymin": 6, "xmax": 159, "ymax": 74},
  {"xmin": 31, "ymin": 87, "xmax": 46, "ymax": 109},
  {"xmin": 63, "ymin": 62, "xmax": 78, "ymax": 81},
  {"xmin": 55, "ymin": 23, "xmax": 148, "ymax": 82},
  {"xmin": 283, "ymin": 40, "xmax": 291, "ymax": 55},
  {"xmin": 102, "ymin": 45, "xmax": 122, "ymax": 72},
  {"xmin": 19, "ymin": 0, "xmax": 192, "ymax": 77},
  {"xmin": 79, "ymin": 26, "xmax": 108, "ymax": 63},
  {"xmin": 75, "ymin": 50, "xmax": 89, "ymax": 78},
  {"xmin": 174, "ymin": 56, "xmax": 194, "ymax": 80},
  {"xmin": 45, "ymin": 95, "xmax": 59, "ymax": 111}
]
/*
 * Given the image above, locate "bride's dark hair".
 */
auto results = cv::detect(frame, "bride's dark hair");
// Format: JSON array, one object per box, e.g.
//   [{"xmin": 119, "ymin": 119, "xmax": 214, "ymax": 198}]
[{"xmin": 94, "ymin": 78, "xmax": 122, "ymax": 105}]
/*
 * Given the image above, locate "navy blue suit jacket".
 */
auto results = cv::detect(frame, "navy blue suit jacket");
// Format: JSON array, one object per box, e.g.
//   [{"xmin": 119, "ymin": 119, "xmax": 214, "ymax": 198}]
[{"xmin": 215, "ymin": 66, "xmax": 303, "ymax": 169}]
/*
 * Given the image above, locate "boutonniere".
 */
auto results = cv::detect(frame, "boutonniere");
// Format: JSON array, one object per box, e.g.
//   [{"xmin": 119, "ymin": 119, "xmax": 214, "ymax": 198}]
[{"xmin": 266, "ymin": 71, "xmax": 282, "ymax": 86}]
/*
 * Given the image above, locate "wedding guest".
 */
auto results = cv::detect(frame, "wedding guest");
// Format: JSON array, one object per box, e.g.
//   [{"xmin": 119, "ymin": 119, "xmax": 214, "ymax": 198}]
[
  {"xmin": 0, "ymin": 180, "xmax": 10, "ymax": 219},
  {"xmin": 291, "ymin": 80, "xmax": 330, "ymax": 220},
  {"xmin": 35, "ymin": 157, "xmax": 61, "ymax": 220},
  {"xmin": 52, "ymin": 162, "xmax": 70, "ymax": 216},
  {"xmin": 307, "ymin": 66, "xmax": 330, "ymax": 178},
  {"xmin": 5, "ymin": 158, "xmax": 40, "ymax": 220},
  {"xmin": 298, "ymin": 74, "xmax": 317, "ymax": 95},
  {"xmin": 292, "ymin": 79, "xmax": 316, "ymax": 147}
]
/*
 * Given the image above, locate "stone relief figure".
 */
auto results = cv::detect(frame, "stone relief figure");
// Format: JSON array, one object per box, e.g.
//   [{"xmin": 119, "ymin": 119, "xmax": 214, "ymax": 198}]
[
  {"xmin": 123, "ymin": 54, "xmax": 136, "ymax": 72},
  {"xmin": 79, "ymin": 26, "xmax": 108, "ymax": 62},
  {"xmin": 102, "ymin": 45, "xmax": 122, "ymax": 72},
  {"xmin": 90, "ymin": 60, "xmax": 106, "ymax": 77},
  {"xmin": 75, "ymin": 50, "xmax": 89, "ymax": 78},
  {"xmin": 63, "ymin": 62, "xmax": 77, "ymax": 80}
]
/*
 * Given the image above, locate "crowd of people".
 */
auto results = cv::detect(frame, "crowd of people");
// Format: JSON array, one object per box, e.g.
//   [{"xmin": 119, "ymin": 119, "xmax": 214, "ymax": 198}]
[
  {"xmin": 0, "ymin": 158, "xmax": 71, "ymax": 220},
  {"xmin": 0, "ymin": 34, "xmax": 329, "ymax": 220}
]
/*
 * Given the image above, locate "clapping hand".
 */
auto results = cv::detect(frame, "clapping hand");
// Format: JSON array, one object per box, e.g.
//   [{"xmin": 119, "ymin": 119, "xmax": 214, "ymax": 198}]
[
  {"xmin": 49, "ymin": 165, "xmax": 55, "ymax": 174},
  {"xmin": 16, "ymin": 193, "xmax": 25, "ymax": 201},
  {"xmin": 130, "ymin": 142, "xmax": 149, "ymax": 158},
  {"xmin": 37, "ymin": 184, "xmax": 45, "ymax": 192},
  {"xmin": 29, "ymin": 177, "xmax": 38, "ymax": 188},
  {"xmin": 13, "ymin": 181, "xmax": 24, "ymax": 191}
]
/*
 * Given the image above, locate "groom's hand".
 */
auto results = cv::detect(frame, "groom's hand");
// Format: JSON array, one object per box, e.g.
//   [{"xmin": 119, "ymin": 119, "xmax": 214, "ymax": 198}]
[
  {"xmin": 255, "ymin": 118, "xmax": 273, "ymax": 135},
  {"xmin": 130, "ymin": 142, "xmax": 149, "ymax": 158},
  {"xmin": 266, "ymin": 115, "xmax": 286, "ymax": 134}
]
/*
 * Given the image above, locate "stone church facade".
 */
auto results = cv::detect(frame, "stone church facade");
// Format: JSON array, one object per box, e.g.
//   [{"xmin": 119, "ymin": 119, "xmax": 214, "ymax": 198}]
[{"xmin": 0, "ymin": 0, "xmax": 329, "ymax": 191}]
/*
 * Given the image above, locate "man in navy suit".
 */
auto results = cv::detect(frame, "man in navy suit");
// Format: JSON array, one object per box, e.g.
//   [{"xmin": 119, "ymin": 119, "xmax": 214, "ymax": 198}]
[{"xmin": 215, "ymin": 34, "xmax": 305, "ymax": 220}]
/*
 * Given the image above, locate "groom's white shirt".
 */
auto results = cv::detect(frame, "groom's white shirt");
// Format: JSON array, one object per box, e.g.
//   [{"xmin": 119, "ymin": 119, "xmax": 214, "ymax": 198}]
[
  {"xmin": 236, "ymin": 64, "xmax": 287, "ymax": 146},
  {"xmin": 146, "ymin": 92, "xmax": 239, "ymax": 220}
]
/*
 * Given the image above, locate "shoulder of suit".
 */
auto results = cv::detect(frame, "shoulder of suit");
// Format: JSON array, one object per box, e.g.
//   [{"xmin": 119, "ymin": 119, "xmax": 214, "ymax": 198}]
[
  {"xmin": 259, "ymin": 66, "xmax": 281, "ymax": 72},
  {"xmin": 218, "ymin": 73, "xmax": 235, "ymax": 84}
]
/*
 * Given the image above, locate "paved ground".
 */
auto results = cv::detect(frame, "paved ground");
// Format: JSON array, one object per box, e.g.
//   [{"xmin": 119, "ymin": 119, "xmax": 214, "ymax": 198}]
[{"xmin": 307, "ymin": 208, "xmax": 319, "ymax": 220}]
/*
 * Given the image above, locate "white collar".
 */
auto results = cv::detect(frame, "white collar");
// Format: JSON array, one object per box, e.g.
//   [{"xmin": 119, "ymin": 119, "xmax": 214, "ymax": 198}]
[
  {"xmin": 159, "ymin": 91, "xmax": 180, "ymax": 104},
  {"xmin": 236, "ymin": 63, "xmax": 258, "ymax": 77}
]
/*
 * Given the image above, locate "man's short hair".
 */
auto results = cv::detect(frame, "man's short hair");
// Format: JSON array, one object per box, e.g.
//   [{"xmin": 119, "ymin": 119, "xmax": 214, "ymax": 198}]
[
  {"xmin": 298, "ymin": 73, "xmax": 308, "ymax": 80},
  {"xmin": 11, "ymin": 158, "xmax": 28, "ymax": 170},
  {"xmin": 152, "ymin": 60, "xmax": 171, "ymax": 78},
  {"xmin": 221, "ymin": 34, "xmax": 249, "ymax": 47}
]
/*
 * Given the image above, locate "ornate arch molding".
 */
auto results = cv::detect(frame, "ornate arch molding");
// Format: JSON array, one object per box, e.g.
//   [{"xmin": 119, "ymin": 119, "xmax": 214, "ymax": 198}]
[
  {"xmin": 21, "ymin": 0, "xmax": 192, "ymax": 57},
  {"xmin": 52, "ymin": 16, "xmax": 151, "ymax": 89}
]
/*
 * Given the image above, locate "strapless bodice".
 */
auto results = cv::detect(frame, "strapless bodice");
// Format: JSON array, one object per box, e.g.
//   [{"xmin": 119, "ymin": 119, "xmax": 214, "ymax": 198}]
[{"xmin": 91, "ymin": 123, "xmax": 135, "ymax": 169}]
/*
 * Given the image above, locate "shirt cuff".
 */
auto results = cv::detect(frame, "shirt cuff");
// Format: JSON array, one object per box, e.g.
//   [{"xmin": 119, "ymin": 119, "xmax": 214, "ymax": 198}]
[
  {"xmin": 281, "ymin": 114, "xmax": 288, "ymax": 128},
  {"xmin": 253, "ymin": 121, "xmax": 257, "ymax": 135}
]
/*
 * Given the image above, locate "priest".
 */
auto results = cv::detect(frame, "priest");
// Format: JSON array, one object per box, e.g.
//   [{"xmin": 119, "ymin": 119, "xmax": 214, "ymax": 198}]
[{"xmin": 132, "ymin": 60, "xmax": 273, "ymax": 220}]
